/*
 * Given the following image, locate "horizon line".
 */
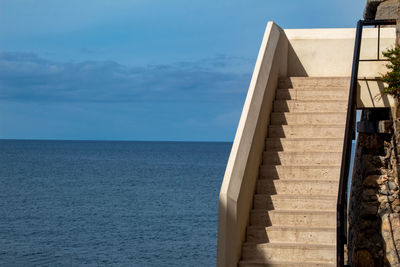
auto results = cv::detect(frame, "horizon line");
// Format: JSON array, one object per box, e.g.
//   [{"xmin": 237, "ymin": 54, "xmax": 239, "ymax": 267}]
[{"xmin": 0, "ymin": 138, "xmax": 233, "ymax": 143}]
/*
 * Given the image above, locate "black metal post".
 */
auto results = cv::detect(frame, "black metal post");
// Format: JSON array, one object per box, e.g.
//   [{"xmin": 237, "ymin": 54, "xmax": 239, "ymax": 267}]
[
  {"xmin": 337, "ymin": 19, "xmax": 363, "ymax": 267},
  {"xmin": 378, "ymin": 25, "xmax": 381, "ymax": 60}
]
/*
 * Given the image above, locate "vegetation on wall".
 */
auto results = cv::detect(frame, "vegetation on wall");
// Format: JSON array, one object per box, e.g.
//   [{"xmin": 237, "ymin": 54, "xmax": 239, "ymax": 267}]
[{"xmin": 382, "ymin": 46, "xmax": 400, "ymax": 98}]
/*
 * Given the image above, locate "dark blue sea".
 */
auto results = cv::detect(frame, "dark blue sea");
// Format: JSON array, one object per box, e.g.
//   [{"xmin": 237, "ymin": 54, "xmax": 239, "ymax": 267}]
[{"xmin": 0, "ymin": 140, "xmax": 232, "ymax": 266}]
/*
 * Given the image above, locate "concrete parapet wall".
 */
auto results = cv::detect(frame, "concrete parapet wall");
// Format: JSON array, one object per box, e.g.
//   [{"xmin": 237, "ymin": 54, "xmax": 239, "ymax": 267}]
[
  {"xmin": 285, "ymin": 27, "xmax": 395, "ymax": 78},
  {"xmin": 217, "ymin": 22, "xmax": 288, "ymax": 267}
]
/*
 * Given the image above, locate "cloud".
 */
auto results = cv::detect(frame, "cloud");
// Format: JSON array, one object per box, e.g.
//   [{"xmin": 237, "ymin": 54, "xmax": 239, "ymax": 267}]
[{"xmin": 0, "ymin": 51, "xmax": 251, "ymax": 103}]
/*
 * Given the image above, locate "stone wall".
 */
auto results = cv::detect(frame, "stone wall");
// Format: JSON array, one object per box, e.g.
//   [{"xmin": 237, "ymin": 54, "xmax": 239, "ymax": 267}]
[
  {"xmin": 347, "ymin": 3, "xmax": 400, "ymax": 266},
  {"xmin": 365, "ymin": 0, "xmax": 399, "ymax": 20},
  {"xmin": 348, "ymin": 109, "xmax": 400, "ymax": 266}
]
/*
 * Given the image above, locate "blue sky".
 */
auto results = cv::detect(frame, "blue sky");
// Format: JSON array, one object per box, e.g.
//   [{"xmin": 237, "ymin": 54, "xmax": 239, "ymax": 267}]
[{"xmin": 0, "ymin": 0, "xmax": 365, "ymax": 141}]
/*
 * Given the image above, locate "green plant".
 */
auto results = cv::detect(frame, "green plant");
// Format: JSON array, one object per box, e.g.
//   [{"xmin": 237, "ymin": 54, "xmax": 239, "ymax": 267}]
[{"xmin": 382, "ymin": 46, "xmax": 400, "ymax": 98}]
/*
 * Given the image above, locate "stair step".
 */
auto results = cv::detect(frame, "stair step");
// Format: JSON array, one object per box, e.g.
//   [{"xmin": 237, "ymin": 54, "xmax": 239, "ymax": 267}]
[
  {"xmin": 250, "ymin": 210, "xmax": 336, "ymax": 227},
  {"xmin": 263, "ymin": 152, "xmax": 341, "ymax": 166},
  {"xmin": 259, "ymin": 165, "xmax": 340, "ymax": 180},
  {"xmin": 246, "ymin": 226, "xmax": 335, "ymax": 244},
  {"xmin": 256, "ymin": 179, "xmax": 338, "ymax": 195},
  {"xmin": 265, "ymin": 138, "xmax": 343, "ymax": 152},
  {"xmin": 270, "ymin": 112, "xmax": 346, "ymax": 125},
  {"xmin": 239, "ymin": 260, "xmax": 335, "ymax": 267},
  {"xmin": 268, "ymin": 125, "xmax": 345, "ymax": 138},
  {"xmin": 278, "ymin": 77, "xmax": 350, "ymax": 89},
  {"xmin": 241, "ymin": 242, "xmax": 335, "ymax": 263},
  {"xmin": 276, "ymin": 89, "xmax": 348, "ymax": 100},
  {"xmin": 253, "ymin": 194, "xmax": 336, "ymax": 211},
  {"xmin": 274, "ymin": 100, "xmax": 347, "ymax": 113}
]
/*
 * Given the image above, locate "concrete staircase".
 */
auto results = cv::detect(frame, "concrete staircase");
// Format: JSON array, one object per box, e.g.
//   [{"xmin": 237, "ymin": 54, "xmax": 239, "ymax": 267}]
[{"xmin": 239, "ymin": 77, "xmax": 349, "ymax": 267}]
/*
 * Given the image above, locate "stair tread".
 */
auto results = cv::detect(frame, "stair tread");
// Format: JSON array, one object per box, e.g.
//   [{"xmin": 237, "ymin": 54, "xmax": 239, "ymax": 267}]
[
  {"xmin": 279, "ymin": 77, "xmax": 350, "ymax": 80},
  {"xmin": 248, "ymin": 225, "xmax": 335, "ymax": 230},
  {"xmin": 243, "ymin": 242, "xmax": 335, "ymax": 249},
  {"xmin": 264, "ymin": 151, "xmax": 342, "ymax": 155},
  {"xmin": 239, "ymin": 260, "xmax": 335, "ymax": 266},
  {"xmin": 254, "ymin": 194, "xmax": 337, "ymax": 200},
  {"xmin": 262, "ymin": 164, "xmax": 341, "ymax": 167},
  {"xmin": 252, "ymin": 209, "xmax": 336, "ymax": 214},
  {"xmin": 259, "ymin": 179, "xmax": 338, "ymax": 184},
  {"xmin": 266, "ymin": 137, "xmax": 343, "ymax": 140},
  {"xmin": 275, "ymin": 99, "xmax": 347, "ymax": 102},
  {"xmin": 276, "ymin": 88, "xmax": 347, "ymax": 91},
  {"xmin": 269, "ymin": 124, "xmax": 345, "ymax": 128},
  {"xmin": 260, "ymin": 165, "xmax": 340, "ymax": 168},
  {"xmin": 272, "ymin": 111, "xmax": 347, "ymax": 114}
]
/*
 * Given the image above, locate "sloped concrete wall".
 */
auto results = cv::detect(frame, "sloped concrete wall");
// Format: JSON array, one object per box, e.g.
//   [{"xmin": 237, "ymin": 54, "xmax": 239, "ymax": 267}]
[{"xmin": 217, "ymin": 22, "xmax": 288, "ymax": 267}]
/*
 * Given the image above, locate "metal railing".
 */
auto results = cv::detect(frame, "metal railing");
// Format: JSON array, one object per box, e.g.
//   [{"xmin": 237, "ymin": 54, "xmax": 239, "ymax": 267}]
[{"xmin": 337, "ymin": 19, "xmax": 396, "ymax": 267}]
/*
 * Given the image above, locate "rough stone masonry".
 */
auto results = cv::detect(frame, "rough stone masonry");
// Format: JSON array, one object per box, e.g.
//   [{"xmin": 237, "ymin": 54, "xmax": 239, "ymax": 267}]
[
  {"xmin": 348, "ymin": 109, "xmax": 400, "ymax": 266},
  {"xmin": 348, "ymin": 2, "xmax": 400, "ymax": 266}
]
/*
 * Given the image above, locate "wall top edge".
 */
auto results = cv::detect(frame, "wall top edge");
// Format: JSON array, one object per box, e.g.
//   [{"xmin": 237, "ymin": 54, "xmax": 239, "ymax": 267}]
[{"xmin": 284, "ymin": 27, "xmax": 395, "ymax": 40}]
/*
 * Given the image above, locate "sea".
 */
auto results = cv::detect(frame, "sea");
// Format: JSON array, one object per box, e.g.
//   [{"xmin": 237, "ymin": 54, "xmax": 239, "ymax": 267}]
[
  {"xmin": 0, "ymin": 140, "xmax": 356, "ymax": 267},
  {"xmin": 0, "ymin": 140, "xmax": 232, "ymax": 266}
]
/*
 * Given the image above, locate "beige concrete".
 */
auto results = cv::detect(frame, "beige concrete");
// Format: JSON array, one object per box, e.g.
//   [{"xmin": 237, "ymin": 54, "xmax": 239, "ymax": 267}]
[
  {"xmin": 357, "ymin": 78, "xmax": 395, "ymax": 108},
  {"xmin": 276, "ymin": 89, "xmax": 349, "ymax": 100},
  {"xmin": 284, "ymin": 28, "xmax": 395, "ymax": 78},
  {"xmin": 256, "ymin": 179, "xmax": 339, "ymax": 195},
  {"xmin": 217, "ymin": 22, "xmax": 288, "ymax": 267},
  {"xmin": 241, "ymin": 243, "xmax": 335, "ymax": 262},
  {"xmin": 279, "ymin": 77, "xmax": 350, "ymax": 88},
  {"xmin": 250, "ymin": 210, "xmax": 336, "ymax": 227},
  {"xmin": 270, "ymin": 112, "xmax": 347, "ymax": 125},
  {"xmin": 273, "ymin": 100, "xmax": 347, "ymax": 112},
  {"xmin": 268, "ymin": 125, "xmax": 345, "ymax": 138},
  {"xmin": 259, "ymin": 165, "xmax": 341, "ymax": 180},
  {"xmin": 265, "ymin": 138, "xmax": 344, "ymax": 152},
  {"xmin": 263, "ymin": 151, "xmax": 342, "ymax": 166},
  {"xmin": 253, "ymin": 194, "xmax": 336, "ymax": 211},
  {"xmin": 247, "ymin": 226, "xmax": 335, "ymax": 244}
]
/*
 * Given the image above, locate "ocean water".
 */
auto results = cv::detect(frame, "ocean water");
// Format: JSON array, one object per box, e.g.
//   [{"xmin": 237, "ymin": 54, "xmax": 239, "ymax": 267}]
[{"xmin": 0, "ymin": 140, "xmax": 231, "ymax": 266}]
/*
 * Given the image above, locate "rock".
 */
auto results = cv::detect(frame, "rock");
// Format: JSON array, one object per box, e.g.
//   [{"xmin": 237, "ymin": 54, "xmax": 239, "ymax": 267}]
[
  {"xmin": 364, "ymin": 0, "xmax": 386, "ymax": 20},
  {"xmin": 387, "ymin": 181, "xmax": 398, "ymax": 191},
  {"xmin": 358, "ymin": 134, "xmax": 384, "ymax": 150},
  {"xmin": 378, "ymin": 195, "xmax": 389, "ymax": 203},
  {"xmin": 378, "ymin": 120, "xmax": 393, "ymax": 133},
  {"xmin": 393, "ymin": 205, "xmax": 400, "ymax": 213},
  {"xmin": 352, "ymin": 249, "xmax": 374, "ymax": 267},
  {"xmin": 381, "ymin": 214, "xmax": 400, "ymax": 265},
  {"xmin": 363, "ymin": 175, "xmax": 380, "ymax": 188},
  {"xmin": 359, "ymin": 220, "xmax": 379, "ymax": 231},
  {"xmin": 357, "ymin": 121, "xmax": 377, "ymax": 133},
  {"xmin": 363, "ymin": 189, "xmax": 378, "ymax": 201},
  {"xmin": 375, "ymin": 0, "xmax": 399, "ymax": 20},
  {"xmin": 379, "ymin": 189, "xmax": 393, "ymax": 196},
  {"xmin": 371, "ymin": 155, "xmax": 386, "ymax": 167},
  {"xmin": 392, "ymin": 198, "xmax": 400, "ymax": 206},
  {"xmin": 378, "ymin": 205, "xmax": 391, "ymax": 216},
  {"xmin": 388, "ymin": 195, "xmax": 396, "ymax": 202},
  {"xmin": 363, "ymin": 157, "xmax": 380, "ymax": 175},
  {"xmin": 361, "ymin": 204, "xmax": 378, "ymax": 217}
]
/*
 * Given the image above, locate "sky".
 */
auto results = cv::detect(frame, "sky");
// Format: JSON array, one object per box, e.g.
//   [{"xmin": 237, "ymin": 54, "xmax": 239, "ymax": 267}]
[{"xmin": 0, "ymin": 0, "xmax": 366, "ymax": 141}]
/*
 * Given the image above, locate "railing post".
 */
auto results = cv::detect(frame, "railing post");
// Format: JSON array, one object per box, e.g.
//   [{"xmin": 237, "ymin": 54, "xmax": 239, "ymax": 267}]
[
  {"xmin": 337, "ymin": 19, "xmax": 363, "ymax": 267},
  {"xmin": 337, "ymin": 18, "xmax": 396, "ymax": 267}
]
